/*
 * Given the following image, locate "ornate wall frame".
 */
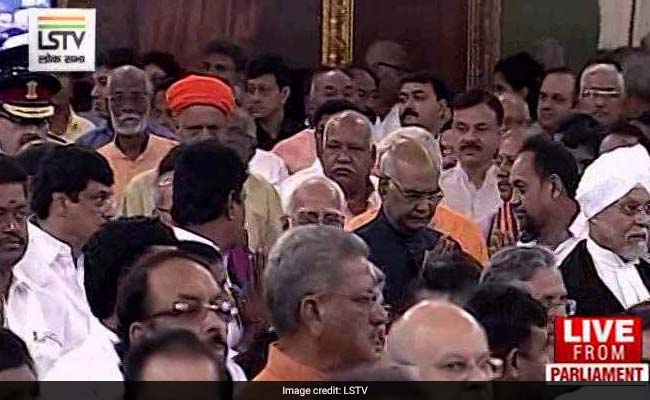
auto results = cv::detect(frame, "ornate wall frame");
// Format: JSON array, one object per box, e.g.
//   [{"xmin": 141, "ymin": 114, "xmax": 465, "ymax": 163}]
[{"xmin": 320, "ymin": 0, "xmax": 502, "ymax": 89}]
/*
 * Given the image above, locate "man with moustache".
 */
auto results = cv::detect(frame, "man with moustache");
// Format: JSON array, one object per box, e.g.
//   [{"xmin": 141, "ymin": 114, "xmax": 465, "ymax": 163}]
[
  {"xmin": 510, "ymin": 135, "xmax": 581, "ymax": 263},
  {"xmin": 398, "ymin": 71, "xmax": 451, "ymax": 138},
  {"xmin": 97, "ymin": 66, "xmax": 176, "ymax": 203},
  {"xmin": 485, "ymin": 132, "xmax": 525, "ymax": 255},
  {"xmin": 0, "ymin": 156, "xmax": 28, "ymax": 325},
  {"xmin": 7, "ymin": 145, "xmax": 115, "ymax": 375},
  {"xmin": 440, "ymin": 90, "xmax": 503, "ymax": 222},
  {"xmin": 561, "ymin": 144, "xmax": 650, "ymax": 315}
]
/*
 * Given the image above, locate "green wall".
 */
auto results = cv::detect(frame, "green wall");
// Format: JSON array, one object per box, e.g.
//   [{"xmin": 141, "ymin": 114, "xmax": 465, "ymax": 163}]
[{"xmin": 501, "ymin": 0, "xmax": 600, "ymax": 72}]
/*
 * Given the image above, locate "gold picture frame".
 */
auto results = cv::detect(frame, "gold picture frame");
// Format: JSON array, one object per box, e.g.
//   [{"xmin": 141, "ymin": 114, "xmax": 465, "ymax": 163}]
[{"xmin": 320, "ymin": 0, "xmax": 502, "ymax": 90}]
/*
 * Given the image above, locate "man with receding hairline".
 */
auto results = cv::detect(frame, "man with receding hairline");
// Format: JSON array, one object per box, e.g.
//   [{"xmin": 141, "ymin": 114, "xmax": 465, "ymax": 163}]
[
  {"xmin": 387, "ymin": 300, "xmax": 495, "ymax": 383},
  {"xmin": 98, "ymin": 65, "xmax": 176, "ymax": 203},
  {"xmin": 286, "ymin": 176, "xmax": 346, "ymax": 229},
  {"xmin": 578, "ymin": 62, "xmax": 625, "ymax": 128},
  {"xmin": 498, "ymin": 93, "xmax": 530, "ymax": 135},
  {"xmin": 356, "ymin": 139, "xmax": 460, "ymax": 309}
]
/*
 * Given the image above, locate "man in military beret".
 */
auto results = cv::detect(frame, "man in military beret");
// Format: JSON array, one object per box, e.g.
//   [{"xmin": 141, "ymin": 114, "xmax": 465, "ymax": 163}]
[{"xmin": 0, "ymin": 72, "xmax": 65, "ymax": 155}]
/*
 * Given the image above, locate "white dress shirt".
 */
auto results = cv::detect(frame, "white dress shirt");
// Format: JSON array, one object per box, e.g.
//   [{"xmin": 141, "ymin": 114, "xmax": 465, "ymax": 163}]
[
  {"xmin": 171, "ymin": 227, "xmax": 248, "ymax": 381},
  {"xmin": 439, "ymin": 164, "xmax": 501, "ymax": 222},
  {"xmin": 518, "ymin": 217, "xmax": 585, "ymax": 265},
  {"xmin": 372, "ymin": 105, "xmax": 401, "ymax": 144},
  {"xmin": 249, "ymin": 149, "xmax": 289, "ymax": 186},
  {"xmin": 587, "ymin": 238, "xmax": 650, "ymax": 309},
  {"xmin": 44, "ymin": 319, "xmax": 122, "ymax": 381},
  {"xmin": 6, "ymin": 222, "xmax": 92, "ymax": 376}
]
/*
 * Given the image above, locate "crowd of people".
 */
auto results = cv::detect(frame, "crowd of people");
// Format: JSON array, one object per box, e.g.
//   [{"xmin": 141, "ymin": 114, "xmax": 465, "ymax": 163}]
[{"xmin": 0, "ymin": 30, "xmax": 650, "ymax": 391}]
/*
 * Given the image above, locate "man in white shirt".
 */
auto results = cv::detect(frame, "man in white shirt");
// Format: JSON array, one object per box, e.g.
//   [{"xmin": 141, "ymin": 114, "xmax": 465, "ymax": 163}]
[
  {"xmin": 561, "ymin": 145, "xmax": 650, "ymax": 315},
  {"xmin": 440, "ymin": 90, "xmax": 502, "ymax": 221},
  {"xmin": 7, "ymin": 145, "xmax": 114, "ymax": 375},
  {"xmin": 510, "ymin": 135, "xmax": 582, "ymax": 263},
  {"xmin": 44, "ymin": 217, "xmax": 177, "ymax": 381},
  {"xmin": 0, "ymin": 155, "xmax": 28, "ymax": 323}
]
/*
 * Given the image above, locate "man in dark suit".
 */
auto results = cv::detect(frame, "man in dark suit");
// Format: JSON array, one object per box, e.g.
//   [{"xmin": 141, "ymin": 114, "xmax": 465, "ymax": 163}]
[
  {"xmin": 355, "ymin": 138, "xmax": 459, "ymax": 311},
  {"xmin": 561, "ymin": 144, "xmax": 650, "ymax": 315}
]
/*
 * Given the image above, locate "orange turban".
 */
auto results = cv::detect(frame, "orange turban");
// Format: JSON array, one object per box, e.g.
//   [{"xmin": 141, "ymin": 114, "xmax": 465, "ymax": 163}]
[{"xmin": 166, "ymin": 75, "xmax": 235, "ymax": 116}]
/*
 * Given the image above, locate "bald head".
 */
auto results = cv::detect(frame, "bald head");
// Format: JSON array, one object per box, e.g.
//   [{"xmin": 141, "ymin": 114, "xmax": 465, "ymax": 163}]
[
  {"xmin": 387, "ymin": 300, "xmax": 490, "ymax": 381},
  {"xmin": 499, "ymin": 93, "xmax": 530, "ymax": 133},
  {"xmin": 308, "ymin": 70, "xmax": 356, "ymax": 121},
  {"xmin": 108, "ymin": 65, "xmax": 152, "ymax": 137},
  {"xmin": 381, "ymin": 137, "xmax": 438, "ymax": 183},
  {"xmin": 288, "ymin": 177, "xmax": 345, "ymax": 222},
  {"xmin": 364, "ymin": 40, "xmax": 409, "ymax": 70}
]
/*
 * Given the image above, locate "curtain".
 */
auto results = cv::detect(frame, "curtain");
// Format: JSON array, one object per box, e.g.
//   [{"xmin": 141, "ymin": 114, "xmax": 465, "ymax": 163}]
[
  {"xmin": 598, "ymin": 0, "xmax": 650, "ymax": 49},
  {"xmin": 134, "ymin": 0, "xmax": 261, "ymax": 65}
]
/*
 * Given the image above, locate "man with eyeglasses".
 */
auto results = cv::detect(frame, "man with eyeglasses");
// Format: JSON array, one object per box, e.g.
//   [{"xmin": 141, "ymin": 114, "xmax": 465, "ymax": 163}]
[
  {"xmin": 387, "ymin": 299, "xmax": 497, "ymax": 386},
  {"xmin": 356, "ymin": 139, "xmax": 460, "ymax": 310},
  {"xmin": 466, "ymin": 283, "xmax": 550, "ymax": 381},
  {"xmin": 285, "ymin": 177, "xmax": 346, "ymax": 229},
  {"xmin": 97, "ymin": 66, "xmax": 176, "ymax": 204},
  {"xmin": 481, "ymin": 245, "xmax": 574, "ymax": 363},
  {"xmin": 255, "ymin": 225, "xmax": 388, "ymax": 381},
  {"xmin": 117, "ymin": 248, "xmax": 240, "ymax": 381},
  {"xmin": 578, "ymin": 61, "xmax": 626, "ymax": 129},
  {"xmin": 7, "ymin": 145, "xmax": 114, "ymax": 376},
  {"xmin": 561, "ymin": 144, "xmax": 650, "ymax": 315}
]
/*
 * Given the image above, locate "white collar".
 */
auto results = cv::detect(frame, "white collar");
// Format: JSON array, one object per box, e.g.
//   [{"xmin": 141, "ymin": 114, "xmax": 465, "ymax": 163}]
[
  {"xmin": 172, "ymin": 226, "xmax": 220, "ymax": 251},
  {"xmin": 443, "ymin": 164, "xmax": 499, "ymax": 190},
  {"xmin": 587, "ymin": 237, "xmax": 650, "ymax": 309}
]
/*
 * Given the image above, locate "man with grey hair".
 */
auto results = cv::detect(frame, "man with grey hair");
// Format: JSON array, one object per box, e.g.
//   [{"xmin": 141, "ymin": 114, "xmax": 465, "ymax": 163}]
[
  {"xmin": 482, "ymin": 245, "xmax": 573, "ymax": 318},
  {"xmin": 623, "ymin": 53, "xmax": 650, "ymax": 118},
  {"xmin": 578, "ymin": 62, "xmax": 626, "ymax": 128},
  {"xmin": 286, "ymin": 176, "xmax": 346, "ymax": 229},
  {"xmin": 255, "ymin": 225, "xmax": 388, "ymax": 381},
  {"xmin": 278, "ymin": 110, "xmax": 380, "ymax": 218},
  {"xmin": 97, "ymin": 65, "xmax": 176, "ymax": 203}
]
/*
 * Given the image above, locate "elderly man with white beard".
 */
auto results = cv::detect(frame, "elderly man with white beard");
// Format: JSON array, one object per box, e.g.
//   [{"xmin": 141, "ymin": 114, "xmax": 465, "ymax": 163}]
[
  {"xmin": 97, "ymin": 65, "xmax": 176, "ymax": 204},
  {"xmin": 560, "ymin": 144, "xmax": 650, "ymax": 315}
]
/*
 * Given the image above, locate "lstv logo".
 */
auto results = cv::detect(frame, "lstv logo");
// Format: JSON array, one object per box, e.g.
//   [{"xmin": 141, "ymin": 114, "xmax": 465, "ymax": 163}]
[
  {"xmin": 37, "ymin": 14, "xmax": 86, "ymax": 50},
  {"xmin": 545, "ymin": 317, "xmax": 649, "ymax": 382}
]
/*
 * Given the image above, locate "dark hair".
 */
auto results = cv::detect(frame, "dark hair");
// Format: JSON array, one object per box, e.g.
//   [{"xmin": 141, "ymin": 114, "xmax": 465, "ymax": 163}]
[
  {"xmin": 452, "ymin": 89, "xmax": 505, "ymax": 126},
  {"xmin": 82, "ymin": 217, "xmax": 177, "ymax": 321},
  {"xmin": 344, "ymin": 64, "xmax": 380, "ymax": 87},
  {"xmin": 203, "ymin": 40, "xmax": 247, "ymax": 72},
  {"xmin": 494, "ymin": 52, "xmax": 543, "ymax": 120},
  {"xmin": 0, "ymin": 328, "xmax": 35, "ymax": 374},
  {"xmin": 13, "ymin": 142, "xmax": 58, "ymax": 177},
  {"xmin": 608, "ymin": 120, "xmax": 650, "ymax": 153},
  {"xmin": 123, "ymin": 328, "xmax": 220, "ymax": 381},
  {"xmin": 152, "ymin": 76, "xmax": 177, "ymax": 95},
  {"xmin": 171, "ymin": 140, "xmax": 247, "ymax": 227},
  {"xmin": 465, "ymin": 283, "xmax": 547, "ymax": 359},
  {"xmin": 313, "ymin": 99, "xmax": 362, "ymax": 128},
  {"xmin": 142, "ymin": 51, "xmax": 181, "ymax": 79},
  {"xmin": 246, "ymin": 54, "xmax": 292, "ymax": 89},
  {"xmin": 417, "ymin": 252, "xmax": 481, "ymax": 303},
  {"xmin": 97, "ymin": 47, "xmax": 138, "ymax": 69},
  {"xmin": 520, "ymin": 134, "xmax": 580, "ymax": 198},
  {"xmin": 556, "ymin": 113, "xmax": 605, "ymax": 157},
  {"xmin": 30, "ymin": 145, "xmax": 114, "ymax": 219},
  {"xmin": 625, "ymin": 301, "xmax": 650, "ymax": 331},
  {"xmin": 157, "ymin": 145, "xmax": 183, "ymax": 176},
  {"xmin": 0, "ymin": 154, "xmax": 27, "ymax": 187},
  {"xmin": 116, "ymin": 248, "xmax": 215, "ymax": 352},
  {"xmin": 400, "ymin": 71, "xmax": 453, "ymax": 103},
  {"xmin": 542, "ymin": 67, "xmax": 578, "ymax": 104}
]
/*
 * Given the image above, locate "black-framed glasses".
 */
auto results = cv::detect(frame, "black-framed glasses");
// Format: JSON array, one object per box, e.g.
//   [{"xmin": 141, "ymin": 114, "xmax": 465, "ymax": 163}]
[
  {"xmin": 542, "ymin": 298, "xmax": 577, "ymax": 316},
  {"xmin": 148, "ymin": 298, "xmax": 237, "ymax": 323}
]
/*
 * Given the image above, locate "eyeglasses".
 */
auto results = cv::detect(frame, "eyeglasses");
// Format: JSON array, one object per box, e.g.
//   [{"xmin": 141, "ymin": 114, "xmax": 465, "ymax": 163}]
[
  {"xmin": 148, "ymin": 298, "xmax": 238, "ymax": 324},
  {"xmin": 385, "ymin": 176, "xmax": 444, "ymax": 205},
  {"xmin": 435, "ymin": 357, "xmax": 504, "ymax": 381},
  {"xmin": 581, "ymin": 89, "xmax": 622, "ymax": 100},
  {"xmin": 616, "ymin": 201, "xmax": 650, "ymax": 217},
  {"xmin": 543, "ymin": 298, "xmax": 577, "ymax": 316},
  {"xmin": 291, "ymin": 208, "xmax": 346, "ymax": 228}
]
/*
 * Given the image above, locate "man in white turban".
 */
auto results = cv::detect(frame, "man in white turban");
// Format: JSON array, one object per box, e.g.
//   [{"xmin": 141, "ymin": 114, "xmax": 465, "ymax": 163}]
[{"xmin": 560, "ymin": 144, "xmax": 650, "ymax": 315}]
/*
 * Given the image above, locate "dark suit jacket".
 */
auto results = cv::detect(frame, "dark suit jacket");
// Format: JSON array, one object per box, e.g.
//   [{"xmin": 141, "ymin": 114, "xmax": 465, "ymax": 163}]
[
  {"xmin": 355, "ymin": 210, "xmax": 442, "ymax": 309},
  {"xmin": 560, "ymin": 239, "xmax": 650, "ymax": 315}
]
